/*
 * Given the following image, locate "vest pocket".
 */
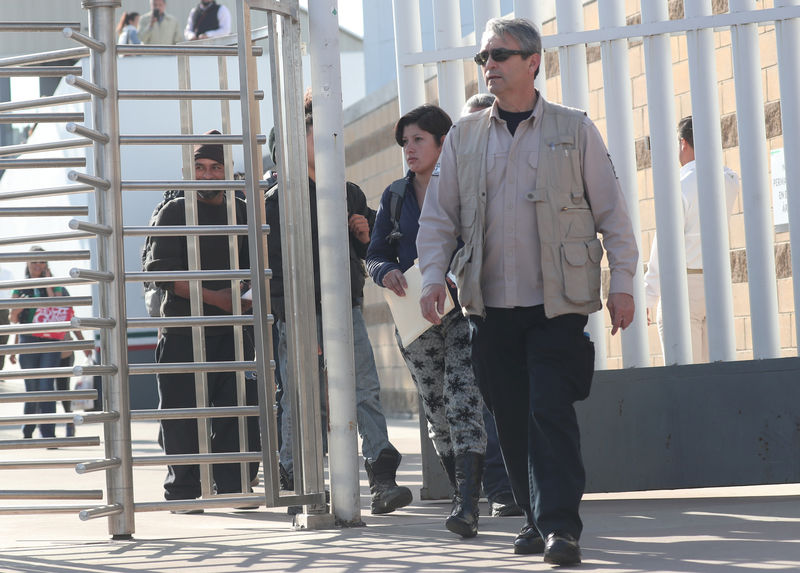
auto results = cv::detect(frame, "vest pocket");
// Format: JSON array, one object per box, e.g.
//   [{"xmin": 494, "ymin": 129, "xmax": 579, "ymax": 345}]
[{"xmin": 560, "ymin": 238, "xmax": 603, "ymax": 303}]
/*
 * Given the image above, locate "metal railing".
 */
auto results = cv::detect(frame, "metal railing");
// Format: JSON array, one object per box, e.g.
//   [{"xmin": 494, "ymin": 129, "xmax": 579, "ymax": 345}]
[{"xmin": 0, "ymin": 0, "xmax": 329, "ymax": 538}]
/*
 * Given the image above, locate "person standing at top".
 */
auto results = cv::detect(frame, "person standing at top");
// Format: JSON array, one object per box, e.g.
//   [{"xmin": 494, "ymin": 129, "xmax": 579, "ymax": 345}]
[
  {"xmin": 416, "ymin": 17, "xmax": 638, "ymax": 566},
  {"xmin": 185, "ymin": 0, "xmax": 232, "ymax": 41},
  {"xmin": 138, "ymin": 0, "xmax": 183, "ymax": 45},
  {"xmin": 643, "ymin": 116, "xmax": 740, "ymax": 363}
]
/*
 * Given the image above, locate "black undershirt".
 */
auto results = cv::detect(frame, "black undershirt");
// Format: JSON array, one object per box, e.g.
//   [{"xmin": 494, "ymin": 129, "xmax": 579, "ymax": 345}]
[{"xmin": 498, "ymin": 108, "xmax": 534, "ymax": 136}]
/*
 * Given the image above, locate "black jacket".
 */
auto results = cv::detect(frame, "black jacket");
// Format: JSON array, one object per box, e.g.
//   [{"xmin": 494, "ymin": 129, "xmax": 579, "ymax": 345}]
[{"xmin": 265, "ymin": 177, "xmax": 375, "ymax": 321}]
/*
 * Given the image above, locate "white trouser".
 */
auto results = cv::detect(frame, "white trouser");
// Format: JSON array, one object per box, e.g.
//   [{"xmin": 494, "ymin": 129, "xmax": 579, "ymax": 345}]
[{"xmin": 657, "ymin": 273, "xmax": 708, "ymax": 363}]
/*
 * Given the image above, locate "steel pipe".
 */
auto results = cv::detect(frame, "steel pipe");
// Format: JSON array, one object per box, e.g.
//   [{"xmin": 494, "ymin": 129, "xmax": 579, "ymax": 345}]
[
  {"xmin": 729, "ymin": 0, "xmax": 780, "ymax": 358},
  {"xmin": 133, "ymin": 451, "xmax": 262, "ymax": 466},
  {"xmin": 0, "ymin": 206, "xmax": 89, "ymax": 217},
  {"xmin": 642, "ymin": 0, "xmax": 692, "ymax": 364},
  {"xmin": 0, "ymin": 490, "xmax": 103, "ymax": 500},
  {"xmin": 75, "ymin": 458, "xmax": 121, "ymax": 474},
  {"xmin": 67, "ymin": 170, "xmax": 111, "ymax": 189},
  {"xmin": 775, "ymin": 0, "xmax": 800, "ymax": 352},
  {"xmin": 0, "ymin": 111, "xmax": 83, "ymax": 122},
  {"xmin": 0, "ymin": 296, "xmax": 93, "ymax": 309},
  {"xmin": 392, "ymin": 0, "xmax": 426, "ymax": 115},
  {"xmin": 119, "ymin": 134, "xmax": 266, "ymax": 145},
  {"xmin": 133, "ymin": 496, "xmax": 269, "ymax": 513},
  {"xmin": 0, "ymin": 158, "xmax": 86, "ymax": 169},
  {"xmin": 127, "ymin": 315, "xmax": 258, "ymax": 329},
  {"xmin": 62, "ymin": 27, "xmax": 106, "ymax": 52},
  {"xmin": 0, "ymin": 93, "xmax": 90, "ymax": 113},
  {"xmin": 130, "ymin": 406, "xmax": 260, "ymax": 421},
  {"xmin": 0, "ymin": 413, "xmax": 77, "ymax": 426},
  {"xmin": 0, "ymin": 47, "xmax": 89, "ymax": 68},
  {"xmin": 79, "ymin": 504, "xmax": 123, "ymax": 521},
  {"xmin": 0, "ymin": 250, "xmax": 90, "ymax": 263},
  {"xmin": 0, "ymin": 459, "xmax": 89, "ymax": 470},
  {"xmin": 0, "ymin": 231, "xmax": 93, "ymax": 247},
  {"xmin": 0, "ymin": 390, "xmax": 96, "ymax": 404},
  {"xmin": 116, "ymin": 45, "xmax": 262, "ymax": 56},
  {"xmin": 0, "ymin": 366, "xmax": 80, "ymax": 380},
  {"xmin": 0, "ymin": 323, "xmax": 74, "ymax": 338},
  {"xmin": 0, "ymin": 67, "xmax": 83, "ymax": 78},
  {"xmin": 69, "ymin": 220, "xmax": 112, "ymax": 236},
  {"xmin": 65, "ymin": 74, "xmax": 107, "ymax": 97},
  {"xmin": 432, "ymin": 0, "xmax": 467, "ymax": 120},
  {"xmin": 124, "ymin": 224, "xmax": 268, "ymax": 236},
  {"xmin": 121, "ymin": 179, "xmax": 267, "ymax": 190},
  {"xmin": 0, "ymin": 22, "xmax": 81, "ymax": 31},
  {"xmin": 73, "ymin": 411, "xmax": 120, "ymax": 424},
  {"xmin": 69, "ymin": 269, "xmax": 114, "ymax": 282},
  {"xmin": 0, "ymin": 184, "xmax": 93, "ymax": 201},
  {"xmin": 127, "ymin": 269, "xmax": 267, "ymax": 282},
  {"xmin": 66, "ymin": 123, "xmax": 110, "ymax": 144},
  {"xmin": 0, "ymin": 505, "xmax": 94, "ymax": 515},
  {"xmin": 118, "ymin": 89, "xmax": 264, "ymax": 100},
  {"xmin": 128, "ymin": 360, "xmax": 256, "ymax": 376},
  {"xmin": 0, "ymin": 276, "xmax": 91, "ymax": 290},
  {"xmin": 0, "ymin": 436, "xmax": 101, "ymax": 450},
  {"xmin": 0, "ymin": 138, "xmax": 92, "ymax": 157},
  {"xmin": 0, "ymin": 338, "xmax": 93, "ymax": 356},
  {"xmin": 684, "ymin": 0, "xmax": 736, "ymax": 361}
]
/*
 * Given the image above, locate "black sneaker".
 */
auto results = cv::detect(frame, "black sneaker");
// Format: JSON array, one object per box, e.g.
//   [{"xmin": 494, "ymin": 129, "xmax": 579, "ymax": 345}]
[{"xmin": 543, "ymin": 532, "xmax": 581, "ymax": 566}]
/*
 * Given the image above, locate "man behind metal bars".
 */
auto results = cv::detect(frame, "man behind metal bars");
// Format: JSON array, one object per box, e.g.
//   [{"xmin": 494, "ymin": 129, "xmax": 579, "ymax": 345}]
[
  {"xmin": 417, "ymin": 17, "xmax": 638, "ymax": 566},
  {"xmin": 144, "ymin": 133, "xmax": 260, "ymax": 512},
  {"xmin": 265, "ymin": 103, "xmax": 413, "ymax": 516}
]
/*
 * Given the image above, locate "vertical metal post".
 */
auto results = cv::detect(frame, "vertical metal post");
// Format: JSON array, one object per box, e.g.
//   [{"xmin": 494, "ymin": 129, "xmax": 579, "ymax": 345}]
[
  {"xmin": 472, "ymin": 0, "xmax": 500, "ymax": 94},
  {"xmin": 432, "ymin": 0, "xmax": 466, "ymax": 121},
  {"xmin": 82, "ymin": 0, "xmax": 134, "ymax": 538},
  {"xmin": 555, "ymin": 0, "xmax": 606, "ymax": 369},
  {"xmin": 392, "ymin": 0, "xmax": 426, "ymax": 115},
  {"xmin": 641, "ymin": 0, "xmax": 692, "ymax": 364},
  {"xmin": 307, "ymin": 0, "xmax": 361, "ymax": 527},
  {"xmin": 236, "ymin": 0, "xmax": 279, "ymax": 503},
  {"xmin": 775, "ymin": 0, "xmax": 800, "ymax": 352},
  {"xmin": 684, "ymin": 0, "xmax": 736, "ymax": 362},
  {"xmin": 599, "ymin": 0, "xmax": 649, "ymax": 367},
  {"xmin": 513, "ymin": 0, "xmax": 548, "ymax": 98},
  {"xmin": 729, "ymin": 0, "xmax": 780, "ymax": 359}
]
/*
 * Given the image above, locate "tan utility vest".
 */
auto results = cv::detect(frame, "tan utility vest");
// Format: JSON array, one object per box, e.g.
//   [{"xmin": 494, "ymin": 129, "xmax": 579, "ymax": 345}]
[{"xmin": 449, "ymin": 98, "xmax": 604, "ymax": 318}]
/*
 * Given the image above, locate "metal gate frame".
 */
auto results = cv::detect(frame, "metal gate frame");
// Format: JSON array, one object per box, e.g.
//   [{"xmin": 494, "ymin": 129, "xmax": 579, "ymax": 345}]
[{"xmin": 0, "ymin": 0, "xmax": 330, "ymax": 539}]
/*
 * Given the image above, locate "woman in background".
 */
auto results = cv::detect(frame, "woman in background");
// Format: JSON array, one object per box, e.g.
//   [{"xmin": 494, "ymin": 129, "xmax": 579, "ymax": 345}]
[
  {"xmin": 9, "ymin": 247, "xmax": 70, "ymax": 440},
  {"xmin": 117, "ymin": 12, "xmax": 141, "ymax": 45}
]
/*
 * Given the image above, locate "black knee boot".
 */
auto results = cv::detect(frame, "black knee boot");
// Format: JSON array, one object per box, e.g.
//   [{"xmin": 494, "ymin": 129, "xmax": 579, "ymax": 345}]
[
  {"xmin": 364, "ymin": 448, "xmax": 413, "ymax": 515},
  {"xmin": 440, "ymin": 453, "xmax": 456, "ymax": 489},
  {"xmin": 445, "ymin": 452, "xmax": 484, "ymax": 538}
]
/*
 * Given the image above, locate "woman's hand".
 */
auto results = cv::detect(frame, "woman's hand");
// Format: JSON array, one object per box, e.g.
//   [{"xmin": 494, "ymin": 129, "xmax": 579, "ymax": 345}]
[
  {"xmin": 9, "ymin": 354, "xmax": 16, "ymax": 365},
  {"xmin": 382, "ymin": 269, "xmax": 408, "ymax": 297}
]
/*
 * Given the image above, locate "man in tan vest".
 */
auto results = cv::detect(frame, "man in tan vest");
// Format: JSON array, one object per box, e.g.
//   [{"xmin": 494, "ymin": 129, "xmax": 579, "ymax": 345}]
[{"xmin": 417, "ymin": 17, "xmax": 638, "ymax": 566}]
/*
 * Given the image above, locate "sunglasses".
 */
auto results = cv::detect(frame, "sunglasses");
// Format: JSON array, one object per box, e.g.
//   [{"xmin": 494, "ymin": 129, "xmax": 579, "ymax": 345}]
[{"xmin": 474, "ymin": 48, "xmax": 532, "ymax": 66}]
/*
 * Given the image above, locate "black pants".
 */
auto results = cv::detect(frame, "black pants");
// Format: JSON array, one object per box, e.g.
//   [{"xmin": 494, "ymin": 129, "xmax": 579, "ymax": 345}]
[
  {"xmin": 470, "ymin": 306, "xmax": 593, "ymax": 540},
  {"xmin": 156, "ymin": 331, "xmax": 260, "ymax": 500}
]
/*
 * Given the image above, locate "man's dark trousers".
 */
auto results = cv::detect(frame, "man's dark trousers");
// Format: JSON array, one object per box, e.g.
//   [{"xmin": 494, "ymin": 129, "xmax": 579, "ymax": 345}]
[
  {"xmin": 470, "ymin": 305, "xmax": 592, "ymax": 539},
  {"xmin": 157, "ymin": 331, "xmax": 260, "ymax": 500}
]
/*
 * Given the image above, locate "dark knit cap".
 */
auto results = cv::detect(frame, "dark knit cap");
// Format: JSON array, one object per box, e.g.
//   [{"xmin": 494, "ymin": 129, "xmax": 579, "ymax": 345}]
[{"xmin": 194, "ymin": 129, "xmax": 224, "ymax": 165}]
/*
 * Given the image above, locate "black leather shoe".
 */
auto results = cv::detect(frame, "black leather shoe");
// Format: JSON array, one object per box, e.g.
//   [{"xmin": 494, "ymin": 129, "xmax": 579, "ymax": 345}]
[
  {"xmin": 513, "ymin": 523, "xmax": 545, "ymax": 554},
  {"xmin": 543, "ymin": 532, "xmax": 581, "ymax": 566}
]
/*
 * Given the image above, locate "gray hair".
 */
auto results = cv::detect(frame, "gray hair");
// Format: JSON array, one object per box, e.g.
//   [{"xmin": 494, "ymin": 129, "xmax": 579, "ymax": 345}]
[
  {"xmin": 482, "ymin": 17, "xmax": 542, "ymax": 58},
  {"xmin": 462, "ymin": 93, "xmax": 495, "ymax": 116}
]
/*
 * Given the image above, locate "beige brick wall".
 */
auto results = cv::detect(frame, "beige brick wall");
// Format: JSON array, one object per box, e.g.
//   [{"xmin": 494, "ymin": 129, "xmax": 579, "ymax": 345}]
[{"xmin": 343, "ymin": 4, "xmax": 794, "ymax": 411}]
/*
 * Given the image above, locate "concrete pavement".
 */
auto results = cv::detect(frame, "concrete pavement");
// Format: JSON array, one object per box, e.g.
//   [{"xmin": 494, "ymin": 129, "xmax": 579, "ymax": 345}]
[{"xmin": 2, "ymin": 378, "xmax": 799, "ymax": 572}]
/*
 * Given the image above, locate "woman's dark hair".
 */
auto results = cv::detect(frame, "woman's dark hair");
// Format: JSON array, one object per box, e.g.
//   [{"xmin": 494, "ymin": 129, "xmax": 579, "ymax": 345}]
[
  {"xmin": 394, "ymin": 104, "xmax": 452, "ymax": 147},
  {"xmin": 116, "ymin": 12, "xmax": 139, "ymax": 35},
  {"xmin": 678, "ymin": 116, "xmax": 694, "ymax": 148}
]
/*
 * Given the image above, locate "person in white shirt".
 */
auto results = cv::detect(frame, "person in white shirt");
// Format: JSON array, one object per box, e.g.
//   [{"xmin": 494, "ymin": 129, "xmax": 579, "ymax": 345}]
[
  {"xmin": 184, "ymin": 0, "xmax": 231, "ymax": 41},
  {"xmin": 643, "ymin": 116, "xmax": 740, "ymax": 363}
]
